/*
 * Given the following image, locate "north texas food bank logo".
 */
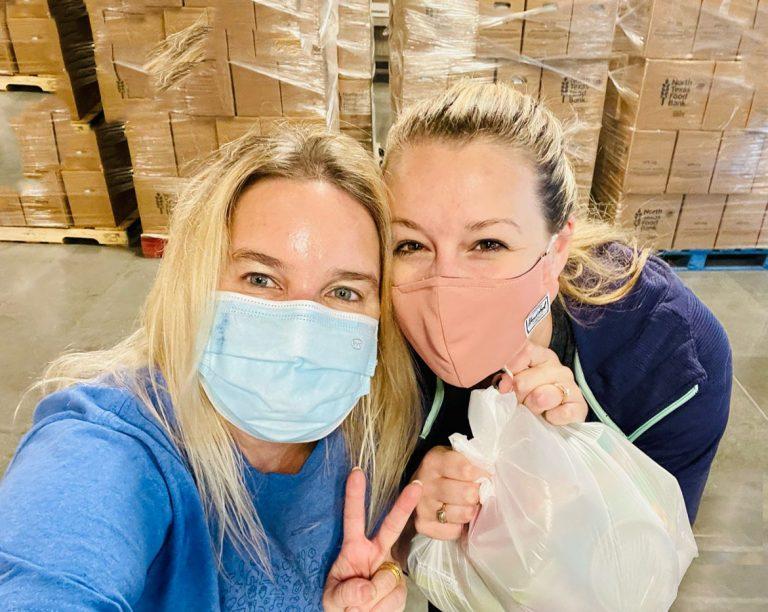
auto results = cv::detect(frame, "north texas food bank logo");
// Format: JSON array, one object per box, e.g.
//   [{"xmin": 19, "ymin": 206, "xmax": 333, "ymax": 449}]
[{"xmin": 660, "ymin": 78, "xmax": 693, "ymax": 106}]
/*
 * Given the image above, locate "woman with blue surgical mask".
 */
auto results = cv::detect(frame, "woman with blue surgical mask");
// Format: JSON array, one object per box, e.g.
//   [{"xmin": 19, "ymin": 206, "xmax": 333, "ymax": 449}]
[
  {"xmin": 383, "ymin": 81, "xmax": 730, "ymax": 573},
  {"xmin": 0, "ymin": 127, "xmax": 422, "ymax": 611}
]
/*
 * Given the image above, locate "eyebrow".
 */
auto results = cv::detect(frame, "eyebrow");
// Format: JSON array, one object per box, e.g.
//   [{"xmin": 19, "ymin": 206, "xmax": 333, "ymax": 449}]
[
  {"xmin": 393, "ymin": 218, "xmax": 423, "ymax": 231},
  {"xmin": 329, "ymin": 268, "xmax": 380, "ymax": 288},
  {"xmin": 465, "ymin": 218, "xmax": 521, "ymax": 232},
  {"xmin": 231, "ymin": 249, "xmax": 284, "ymax": 269}
]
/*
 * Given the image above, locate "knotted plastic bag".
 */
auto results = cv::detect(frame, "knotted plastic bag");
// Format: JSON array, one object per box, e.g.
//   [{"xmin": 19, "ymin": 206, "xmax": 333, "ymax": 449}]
[{"xmin": 408, "ymin": 387, "xmax": 697, "ymax": 611}]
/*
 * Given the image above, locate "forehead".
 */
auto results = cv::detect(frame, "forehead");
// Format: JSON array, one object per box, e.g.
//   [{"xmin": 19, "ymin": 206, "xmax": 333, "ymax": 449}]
[
  {"xmin": 230, "ymin": 177, "xmax": 380, "ymax": 262},
  {"xmin": 387, "ymin": 140, "xmax": 541, "ymax": 223}
]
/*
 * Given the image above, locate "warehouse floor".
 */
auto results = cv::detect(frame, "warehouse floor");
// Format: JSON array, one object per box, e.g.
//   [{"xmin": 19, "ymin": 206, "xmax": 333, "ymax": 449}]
[{"xmin": 0, "ymin": 242, "xmax": 766, "ymax": 610}]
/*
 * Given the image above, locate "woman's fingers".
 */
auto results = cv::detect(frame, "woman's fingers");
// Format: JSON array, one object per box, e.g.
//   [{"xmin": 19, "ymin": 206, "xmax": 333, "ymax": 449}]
[
  {"xmin": 374, "ymin": 480, "xmax": 422, "ymax": 552},
  {"xmin": 342, "ymin": 467, "xmax": 367, "ymax": 545},
  {"xmin": 325, "ymin": 576, "xmax": 376, "ymax": 609},
  {"xmin": 512, "ymin": 361, "xmax": 574, "ymax": 403},
  {"xmin": 424, "ymin": 476, "xmax": 481, "ymax": 506},
  {"xmin": 505, "ymin": 342, "xmax": 556, "ymax": 374},
  {"xmin": 544, "ymin": 401, "xmax": 588, "ymax": 426},
  {"xmin": 370, "ymin": 582, "xmax": 408, "ymax": 612},
  {"xmin": 412, "ymin": 516, "xmax": 464, "ymax": 540},
  {"xmin": 420, "ymin": 446, "xmax": 488, "ymax": 482}
]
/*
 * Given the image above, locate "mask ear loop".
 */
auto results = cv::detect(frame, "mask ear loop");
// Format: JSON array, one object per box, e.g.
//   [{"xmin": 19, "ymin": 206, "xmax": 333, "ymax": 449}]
[{"xmin": 544, "ymin": 233, "xmax": 559, "ymax": 256}]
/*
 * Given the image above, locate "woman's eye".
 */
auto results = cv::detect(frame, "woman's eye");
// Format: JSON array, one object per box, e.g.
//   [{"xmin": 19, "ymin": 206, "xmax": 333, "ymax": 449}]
[
  {"xmin": 472, "ymin": 239, "xmax": 508, "ymax": 252},
  {"xmin": 394, "ymin": 240, "xmax": 425, "ymax": 256},
  {"xmin": 331, "ymin": 287, "xmax": 362, "ymax": 302},
  {"xmin": 245, "ymin": 273, "xmax": 276, "ymax": 288}
]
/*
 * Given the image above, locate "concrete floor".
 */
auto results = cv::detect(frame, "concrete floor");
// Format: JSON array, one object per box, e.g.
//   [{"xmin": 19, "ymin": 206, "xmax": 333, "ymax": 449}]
[{"xmin": 0, "ymin": 243, "xmax": 766, "ymax": 609}]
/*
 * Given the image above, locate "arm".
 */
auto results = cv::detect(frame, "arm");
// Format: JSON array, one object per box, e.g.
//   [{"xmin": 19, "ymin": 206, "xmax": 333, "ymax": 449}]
[{"xmin": 0, "ymin": 416, "xmax": 172, "ymax": 608}]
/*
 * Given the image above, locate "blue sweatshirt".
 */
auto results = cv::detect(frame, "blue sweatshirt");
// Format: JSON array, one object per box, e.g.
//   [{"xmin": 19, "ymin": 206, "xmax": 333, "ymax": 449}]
[{"xmin": 0, "ymin": 382, "xmax": 348, "ymax": 610}]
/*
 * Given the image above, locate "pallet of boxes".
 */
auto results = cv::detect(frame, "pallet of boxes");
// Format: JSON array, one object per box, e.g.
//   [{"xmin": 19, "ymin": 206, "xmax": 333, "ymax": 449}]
[
  {"xmin": 389, "ymin": 0, "xmax": 620, "ymax": 206},
  {"xmin": 84, "ymin": 0, "xmax": 375, "ymax": 256},
  {"xmin": 0, "ymin": 0, "xmax": 138, "ymax": 246},
  {"xmin": 592, "ymin": 0, "xmax": 768, "ymax": 258}
]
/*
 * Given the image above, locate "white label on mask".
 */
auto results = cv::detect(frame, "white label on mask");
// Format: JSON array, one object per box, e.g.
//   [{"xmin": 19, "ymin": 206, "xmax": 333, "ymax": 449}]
[{"xmin": 525, "ymin": 294, "xmax": 551, "ymax": 336}]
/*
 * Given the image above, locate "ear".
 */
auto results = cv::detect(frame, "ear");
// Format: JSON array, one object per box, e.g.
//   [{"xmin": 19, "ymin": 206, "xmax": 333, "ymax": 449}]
[{"xmin": 546, "ymin": 217, "xmax": 574, "ymax": 290}]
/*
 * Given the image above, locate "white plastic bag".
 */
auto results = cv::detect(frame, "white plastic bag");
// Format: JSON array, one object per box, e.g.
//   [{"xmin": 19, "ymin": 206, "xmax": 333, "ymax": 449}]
[{"xmin": 408, "ymin": 387, "xmax": 698, "ymax": 612}]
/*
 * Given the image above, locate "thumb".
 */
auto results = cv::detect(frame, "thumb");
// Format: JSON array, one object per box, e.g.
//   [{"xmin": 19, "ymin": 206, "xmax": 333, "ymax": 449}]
[
  {"xmin": 326, "ymin": 577, "xmax": 376, "ymax": 609},
  {"xmin": 497, "ymin": 369, "xmax": 514, "ymax": 394}
]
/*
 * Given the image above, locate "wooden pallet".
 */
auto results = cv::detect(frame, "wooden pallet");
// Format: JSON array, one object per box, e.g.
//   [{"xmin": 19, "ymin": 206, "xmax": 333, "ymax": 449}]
[
  {"xmin": 0, "ymin": 214, "xmax": 139, "ymax": 247},
  {"xmin": 0, "ymin": 74, "xmax": 58, "ymax": 93},
  {"xmin": 659, "ymin": 249, "xmax": 768, "ymax": 271}
]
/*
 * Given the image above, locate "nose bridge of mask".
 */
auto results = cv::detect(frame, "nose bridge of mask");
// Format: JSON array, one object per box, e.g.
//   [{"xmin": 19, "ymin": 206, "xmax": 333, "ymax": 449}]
[{"xmin": 208, "ymin": 295, "xmax": 379, "ymax": 377}]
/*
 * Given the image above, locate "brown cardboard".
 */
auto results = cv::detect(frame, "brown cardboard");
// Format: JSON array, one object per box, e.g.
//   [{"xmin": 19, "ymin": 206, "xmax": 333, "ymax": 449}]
[
  {"xmin": 673, "ymin": 194, "xmax": 726, "ymax": 249},
  {"xmin": 634, "ymin": 60, "xmax": 715, "ymax": 130},
  {"xmin": 747, "ymin": 84, "xmax": 768, "ymax": 129},
  {"xmin": 539, "ymin": 59, "xmax": 608, "ymax": 128},
  {"xmin": 215, "ymin": 117, "xmax": 261, "ymax": 146},
  {"xmin": 567, "ymin": 0, "xmax": 617, "ymax": 57},
  {"xmin": 227, "ymin": 28, "xmax": 256, "ymax": 63},
  {"xmin": 644, "ymin": 0, "xmax": 700, "ymax": 58},
  {"xmin": 125, "ymin": 109, "xmax": 177, "ymax": 177},
  {"xmin": 715, "ymin": 193, "xmax": 767, "ymax": 248},
  {"xmin": 667, "ymin": 130, "xmax": 721, "ymax": 193},
  {"xmin": 758, "ymin": 205, "xmax": 768, "ymax": 247},
  {"xmin": 170, "ymin": 114, "xmax": 218, "ymax": 177},
  {"xmin": 565, "ymin": 126, "xmax": 601, "ymax": 189},
  {"xmin": 521, "ymin": 0, "xmax": 574, "ymax": 58},
  {"xmin": 0, "ymin": 41, "xmax": 15, "ymax": 74},
  {"xmin": 6, "ymin": 17, "xmax": 64, "ymax": 74},
  {"xmin": 753, "ymin": 140, "xmax": 768, "ymax": 193},
  {"xmin": 693, "ymin": 0, "xmax": 758, "ymax": 60},
  {"xmin": 616, "ymin": 194, "xmax": 683, "ymax": 250},
  {"xmin": 133, "ymin": 175, "xmax": 185, "ymax": 233},
  {"xmin": 9, "ymin": 105, "xmax": 59, "ymax": 172},
  {"xmin": 109, "ymin": 9, "xmax": 164, "ymax": 66},
  {"xmin": 19, "ymin": 170, "xmax": 69, "ymax": 227},
  {"xmin": 701, "ymin": 62, "xmax": 754, "ymax": 130},
  {"xmin": 61, "ymin": 170, "xmax": 135, "ymax": 227},
  {"xmin": 598, "ymin": 121, "xmax": 677, "ymax": 193},
  {"xmin": 0, "ymin": 187, "xmax": 25, "ymax": 226},
  {"xmin": 477, "ymin": 0, "xmax": 525, "ymax": 56},
  {"xmin": 280, "ymin": 80, "xmax": 326, "ymax": 118},
  {"xmin": 6, "ymin": 0, "xmax": 49, "ymax": 19},
  {"xmin": 231, "ymin": 63, "xmax": 282, "ymax": 117},
  {"xmin": 338, "ymin": 78, "xmax": 371, "ymax": 117},
  {"xmin": 495, "ymin": 60, "xmax": 542, "ymax": 97},
  {"xmin": 710, "ymin": 130, "xmax": 765, "ymax": 193},
  {"xmin": 740, "ymin": 0, "xmax": 768, "ymax": 61},
  {"xmin": 53, "ymin": 117, "xmax": 101, "ymax": 171}
]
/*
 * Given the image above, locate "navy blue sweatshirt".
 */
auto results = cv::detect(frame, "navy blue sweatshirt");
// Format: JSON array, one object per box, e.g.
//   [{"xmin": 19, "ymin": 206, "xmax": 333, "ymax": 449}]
[{"xmin": 406, "ymin": 255, "xmax": 731, "ymax": 523}]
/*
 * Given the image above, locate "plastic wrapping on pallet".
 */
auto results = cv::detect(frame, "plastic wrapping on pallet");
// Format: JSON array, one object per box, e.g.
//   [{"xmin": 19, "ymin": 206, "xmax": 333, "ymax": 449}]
[
  {"xmin": 81, "ymin": 0, "xmax": 374, "ymax": 234},
  {"xmin": 4, "ymin": 0, "xmax": 101, "ymax": 119},
  {"xmin": 2, "ymin": 93, "xmax": 137, "ymax": 228}
]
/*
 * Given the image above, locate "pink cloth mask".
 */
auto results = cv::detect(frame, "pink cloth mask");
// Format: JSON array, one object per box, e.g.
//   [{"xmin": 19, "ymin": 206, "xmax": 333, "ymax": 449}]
[{"xmin": 393, "ymin": 236, "xmax": 559, "ymax": 388}]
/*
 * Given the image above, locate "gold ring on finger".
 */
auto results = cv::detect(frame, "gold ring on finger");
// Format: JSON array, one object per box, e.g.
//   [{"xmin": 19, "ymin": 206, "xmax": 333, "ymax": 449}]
[
  {"xmin": 436, "ymin": 502, "xmax": 448, "ymax": 524},
  {"xmin": 377, "ymin": 561, "xmax": 402, "ymax": 585},
  {"xmin": 553, "ymin": 382, "xmax": 570, "ymax": 406}
]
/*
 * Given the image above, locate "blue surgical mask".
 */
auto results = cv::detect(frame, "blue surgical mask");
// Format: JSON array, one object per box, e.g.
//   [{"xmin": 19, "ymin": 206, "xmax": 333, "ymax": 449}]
[{"xmin": 198, "ymin": 292, "xmax": 379, "ymax": 443}]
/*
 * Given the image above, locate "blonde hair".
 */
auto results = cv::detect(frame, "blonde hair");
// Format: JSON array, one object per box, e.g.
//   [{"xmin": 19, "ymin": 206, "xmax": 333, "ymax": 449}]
[
  {"xmin": 33, "ymin": 126, "xmax": 420, "ymax": 570},
  {"xmin": 383, "ymin": 80, "xmax": 650, "ymax": 307}
]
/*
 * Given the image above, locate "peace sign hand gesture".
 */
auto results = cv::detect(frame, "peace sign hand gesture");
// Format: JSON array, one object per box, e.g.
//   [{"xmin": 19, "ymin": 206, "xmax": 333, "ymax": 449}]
[{"xmin": 323, "ymin": 468, "xmax": 422, "ymax": 611}]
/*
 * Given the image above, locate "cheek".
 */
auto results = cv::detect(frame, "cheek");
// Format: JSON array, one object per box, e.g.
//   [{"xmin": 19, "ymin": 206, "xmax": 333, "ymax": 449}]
[{"xmin": 217, "ymin": 264, "xmax": 240, "ymax": 292}]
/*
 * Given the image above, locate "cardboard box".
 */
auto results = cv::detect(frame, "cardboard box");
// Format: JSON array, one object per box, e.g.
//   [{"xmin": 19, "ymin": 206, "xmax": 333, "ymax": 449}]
[
  {"xmin": 539, "ymin": 59, "xmax": 608, "ymax": 128},
  {"xmin": 227, "ymin": 28, "xmax": 256, "ymax": 63},
  {"xmin": 0, "ymin": 41, "xmax": 15, "ymax": 74},
  {"xmin": 9, "ymin": 105, "xmax": 59, "ymax": 172},
  {"xmin": 667, "ymin": 130, "xmax": 721, "ymax": 193},
  {"xmin": 568, "ymin": 0, "xmax": 617, "ymax": 57},
  {"xmin": 598, "ymin": 121, "xmax": 677, "ymax": 193},
  {"xmin": 53, "ymin": 116, "xmax": 101, "ymax": 171},
  {"xmin": 710, "ymin": 130, "xmax": 765, "ymax": 193},
  {"xmin": 616, "ymin": 194, "xmax": 683, "ymax": 250},
  {"xmin": 125, "ymin": 109, "xmax": 178, "ymax": 176},
  {"xmin": 522, "ymin": 0, "xmax": 573, "ymax": 58},
  {"xmin": 6, "ymin": 0, "xmax": 49, "ymax": 19},
  {"xmin": 133, "ymin": 175, "xmax": 185, "ymax": 233},
  {"xmin": 61, "ymin": 169, "xmax": 135, "ymax": 227},
  {"xmin": 701, "ymin": 62, "xmax": 754, "ymax": 130},
  {"xmin": 170, "ymin": 114, "xmax": 218, "ymax": 177},
  {"xmin": 230, "ymin": 63, "xmax": 282, "ymax": 117},
  {"xmin": 758, "ymin": 205, "xmax": 768, "ymax": 247},
  {"xmin": 715, "ymin": 193, "xmax": 767, "ymax": 248},
  {"xmin": 215, "ymin": 117, "xmax": 261, "ymax": 146},
  {"xmin": 18, "ymin": 170, "xmax": 69, "ymax": 227},
  {"xmin": 747, "ymin": 83, "xmax": 768, "ymax": 129},
  {"xmin": 109, "ymin": 9, "xmax": 165, "ymax": 66},
  {"xmin": 634, "ymin": 60, "xmax": 715, "ymax": 130},
  {"xmin": 339, "ymin": 77, "xmax": 371, "ymax": 117},
  {"xmin": 673, "ymin": 194, "xmax": 726, "ymax": 249},
  {"xmin": 740, "ymin": 0, "xmax": 768, "ymax": 61},
  {"xmin": 753, "ymin": 140, "xmax": 768, "ymax": 193},
  {"xmin": 643, "ymin": 0, "xmax": 700, "ymax": 58},
  {"xmin": 0, "ymin": 187, "xmax": 25, "ymax": 226},
  {"xmin": 495, "ymin": 60, "xmax": 542, "ymax": 96},
  {"xmin": 280, "ymin": 80, "xmax": 326, "ymax": 118},
  {"xmin": 477, "ymin": 0, "xmax": 524, "ymax": 56},
  {"xmin": 693, "ymin": 0, "xmax": 758, "ymax": 60},
  {"xmin": 565, "ymin": 127, "xmax": 601, "ymax": 188},
  {"xmin": 6, "ymin": 17, "xmax": 64, "ymax": 74}
]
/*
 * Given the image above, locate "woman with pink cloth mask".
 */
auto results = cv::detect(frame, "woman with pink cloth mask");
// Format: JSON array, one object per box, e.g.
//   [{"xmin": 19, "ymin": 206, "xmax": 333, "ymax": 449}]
[{"xmin": 383, "ymin": 80, "xmax": 731, "ymax": 561}]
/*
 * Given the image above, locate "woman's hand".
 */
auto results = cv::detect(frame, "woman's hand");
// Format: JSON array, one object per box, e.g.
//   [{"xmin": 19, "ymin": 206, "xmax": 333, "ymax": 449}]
[
  {"xmin": 410, "ymin": 446, "xmax": 488, "ymax": 541},
  {"xmin": 323, "ymin": 468, "xmax": 422, "ymax": 611},
  {"xmin": 498, "ymin": 341, "xmax": 588, "ymax": 425}
]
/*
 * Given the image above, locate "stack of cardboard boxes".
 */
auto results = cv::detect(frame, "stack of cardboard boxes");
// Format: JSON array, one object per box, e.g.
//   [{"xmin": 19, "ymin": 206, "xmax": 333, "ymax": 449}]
[
  {"xmin": 1, "ymin": 95, "xmax": 135, "ymax": 227},
  {"xmin": 84, "ymin": 0, "xmax": 375, "ymax": 235},
  {"xmin": 593, "ymin": 0, "xmax": 768, "ymax": 249},
  {"xmin": 389, "ymin": 0, "xmax": 619, "ymax": 204},
  {"xmin": 0, "ymin": 0, "xmax": 137, "ymax": 229},
  {"xmin": 1, "ymin": 1, "xmax": 15, "ymax": 74}
]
